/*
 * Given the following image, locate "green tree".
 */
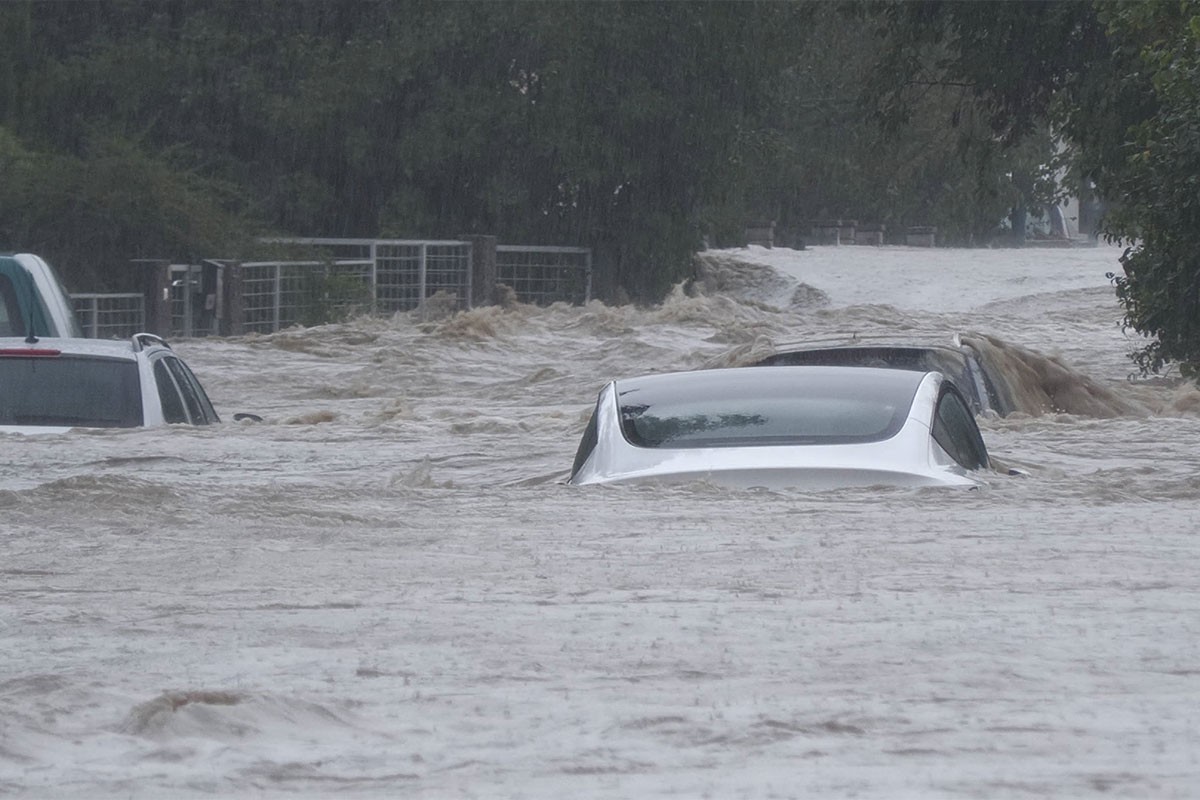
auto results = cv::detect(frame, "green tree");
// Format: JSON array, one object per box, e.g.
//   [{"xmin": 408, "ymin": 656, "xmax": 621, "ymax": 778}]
[
  {"xmin": 739, "ymin": 5, "xmax": 1021, "ymax": 245},
  {"xmin": 864, "ymin": 1, "xmax": 1117, "ymax": 240},
  {"xmin": 863, "ymin": 1, "xmax": 1200, "ymax": 373},
  {"xmin": 497, "ymin": 2, "xmax": 815, "ymax": 299},
  {"xmin": 0, "ymin": 127, "xmax": 253, "ymax": 290},
  {"xmin": 1098, "ymin": 1, "xmax": 1200, "ymax": 374},
  {"xmin": 2, "ymin": 1, "xmax": 819, "ymax": 299},
  {"xmin": 3, "ymin": 0, "xmax": 1125, "ymax": 305}
]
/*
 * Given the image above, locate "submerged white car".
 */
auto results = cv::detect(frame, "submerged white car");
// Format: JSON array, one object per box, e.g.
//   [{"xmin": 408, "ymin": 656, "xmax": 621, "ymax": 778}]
[
  {"xmin": 569, "ymin": 366, "xmax": 990, "ymax": 490},
  {"xmin": 0, "ymin": 334, "xmax": 220, "ymax": 434}
]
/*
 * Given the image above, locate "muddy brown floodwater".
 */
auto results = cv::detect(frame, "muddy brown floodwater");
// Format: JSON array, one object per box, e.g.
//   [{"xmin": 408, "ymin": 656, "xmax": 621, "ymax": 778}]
[{"xmin": 2, "ymin": 245, "xmax": 1198, "ymax": 798}]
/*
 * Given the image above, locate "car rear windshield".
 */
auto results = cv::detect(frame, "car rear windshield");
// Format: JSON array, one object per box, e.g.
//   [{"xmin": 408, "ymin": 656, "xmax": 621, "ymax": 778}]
[
  {"xmin": 0, "ymin": 355, "xmax": 143, "ymax": 428},
  {"xmin": 616, "ymin": 367, "xmax": 923, "ymax": 449}
]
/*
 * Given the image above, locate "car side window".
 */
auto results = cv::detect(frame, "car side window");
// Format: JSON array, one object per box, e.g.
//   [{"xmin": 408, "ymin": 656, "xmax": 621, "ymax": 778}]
[
  {"xmin": 165, "ymin": 357, "xmax": 220, "ymax": 425},
  {"xmin": 153, "ymin": 359, "xmax": 190, "ymax": 424},
  {"xmin": 0, "ymin": 275, "xmax": 21, "ymax": 336},
  {"xmin": 932, "ymin": 386, "xmax": 989, "ymax": 470},
  {"xmin": 161, "ymin": 357, "xmax": 205, "ymax": 424}
]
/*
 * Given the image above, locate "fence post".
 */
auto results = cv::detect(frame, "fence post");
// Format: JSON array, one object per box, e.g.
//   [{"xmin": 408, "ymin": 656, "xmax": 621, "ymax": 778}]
[
  {"xmin": 417, "ymin": 243, "xmax": 428, "ymax": 310},
  {"xmin": 223, "ymin": 262, "xmax": 244, "ymax": 336},
  {"xmin": 460, "ymin": 234, "xmax": 497, "ymax": 306},
  {"xmin": 133, "ymin": 259, "xmax": 172, "ymax": 337},
  {"xmin": 370, "ymin": 241, "xmax": 379, "ymax": 314},
  {"xmin": 176, "ymin": 265, "xmax": 195, "ymax": 337},
  {"xmin": 272, "ymin": 263, "xmax": 282, "ymax": 332},
  {"xmin": 86, "ymin": 298, "xmax": 99, "ymax": 338},
  {"xmin": 584, "ymin": 249, "xmax": 593, "ymax": 303}
]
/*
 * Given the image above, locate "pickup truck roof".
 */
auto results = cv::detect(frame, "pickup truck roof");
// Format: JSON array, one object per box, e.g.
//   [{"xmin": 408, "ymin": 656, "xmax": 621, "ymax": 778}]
[{"xmin": 0, "ymin": 253, "xmax": 83, "ymax": 338}]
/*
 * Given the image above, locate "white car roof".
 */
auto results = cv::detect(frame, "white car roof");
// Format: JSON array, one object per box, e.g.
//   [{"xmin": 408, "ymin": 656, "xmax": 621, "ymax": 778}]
[{"xmin": 0, "ymin": 335, "xmax": 169, "ymax": 361}]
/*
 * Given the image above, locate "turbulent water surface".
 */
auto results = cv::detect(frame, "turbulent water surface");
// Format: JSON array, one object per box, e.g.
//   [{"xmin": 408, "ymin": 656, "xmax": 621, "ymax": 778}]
[{"xmin": 3, "ymin": 245, "xmax": 1199, "ymax": 798}]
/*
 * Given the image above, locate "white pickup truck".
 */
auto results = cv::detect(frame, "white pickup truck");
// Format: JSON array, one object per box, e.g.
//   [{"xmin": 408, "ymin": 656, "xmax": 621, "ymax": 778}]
[{"xmin": 0, "ymin": 252, "xmax": 83, "ymax": 338}]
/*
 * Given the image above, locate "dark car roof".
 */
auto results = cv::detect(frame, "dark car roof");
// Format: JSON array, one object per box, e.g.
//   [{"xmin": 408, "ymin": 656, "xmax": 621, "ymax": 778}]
[
  {"xmin": 617, "ymin": 364, "xmax": 927, "ymax": 395},
  {"xmin": 753, "ymin": 345, "xmax": 1011, "ymax": 416}
]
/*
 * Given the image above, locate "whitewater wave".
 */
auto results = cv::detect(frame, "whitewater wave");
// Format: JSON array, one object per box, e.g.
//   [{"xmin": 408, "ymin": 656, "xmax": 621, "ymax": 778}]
[{"xmin": 961, "ymin": 333, "xmax": 1146, "ymax": 418}]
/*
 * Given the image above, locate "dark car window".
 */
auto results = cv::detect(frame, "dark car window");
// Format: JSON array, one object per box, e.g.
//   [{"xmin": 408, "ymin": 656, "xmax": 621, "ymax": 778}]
[
  {"xmin": 164, "ymin": 357, "xmax": 219, "ymax": 424},
  {"xmin": 0, "ymin": 275, "xmax": 24, "ymax": 337},
  {"xmin": 0, "ymin": 355, "xmax": 142, "ymax": 427},
  {"xmin": 0, "ymin": 258, "xmax": 54, "ymax": 336},
  {"xmin": 617, "ymin": 367, "xmax": 923, "ymax": 449},
  {"xmin": 932, "ymin": 386, "xmax": 989, "ymax": 470},
  {"xmin": 153, "ymin": 359, "xmax": 190, "ymax": 424},
  {"xmin": 756, "ymin": 346, "xmax": 998, "ymax": 416}
]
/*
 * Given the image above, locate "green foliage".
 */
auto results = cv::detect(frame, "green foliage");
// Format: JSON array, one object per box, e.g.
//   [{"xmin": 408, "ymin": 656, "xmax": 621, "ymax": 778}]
[
  {"xmin": 862, "ymin": 0, "xmax": 1200, "ymax": 373},
  {"xmin": 297, "ymin": 269, "xmax": 373, "ymax": 327},
  {"xmin": 0, "ymin": 127, "xmax": 255, "ymax": 289},
  {"xmin": 1, "ymin": 0, "xmax": 1124, "ymax": 302},
  {"xmin": 1098, "ymin": 1, "xmax": 1200, "ymax": 374},
  {"xmin": 4, "ymin": 1, "xmax": 816, "ymax": 298},
  {"xmin": 862, "ymin": 1, "xmax": 1112, "ymax": 242}
]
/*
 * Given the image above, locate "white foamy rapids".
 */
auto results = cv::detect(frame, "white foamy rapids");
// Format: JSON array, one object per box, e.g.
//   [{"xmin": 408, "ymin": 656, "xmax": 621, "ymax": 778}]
[{"xmin": 3, "ymin": 245, "xmax": 1200, "ymax": 798}]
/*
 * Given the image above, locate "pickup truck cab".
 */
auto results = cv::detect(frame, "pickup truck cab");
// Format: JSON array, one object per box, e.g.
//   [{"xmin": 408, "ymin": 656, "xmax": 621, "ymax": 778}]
[{"xmin": 0, "ymin": 253, "xmax": 83, "ymax": 338}]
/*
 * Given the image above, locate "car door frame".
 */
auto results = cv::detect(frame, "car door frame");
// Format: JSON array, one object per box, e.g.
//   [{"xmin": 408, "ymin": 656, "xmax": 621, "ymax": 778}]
[
  {"xmin": 148, "ymin": 351, "xmax": 220, "ymax": 425},
  {"xmin": 931, "ymin": 381, "xmax": 990, "ymax": 470}
]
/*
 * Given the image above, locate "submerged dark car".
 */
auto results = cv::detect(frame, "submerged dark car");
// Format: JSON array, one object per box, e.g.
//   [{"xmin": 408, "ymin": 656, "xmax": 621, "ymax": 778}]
[{"xmin": 754, "ymin": 340, "xmax": 1015, "ymax": 416}]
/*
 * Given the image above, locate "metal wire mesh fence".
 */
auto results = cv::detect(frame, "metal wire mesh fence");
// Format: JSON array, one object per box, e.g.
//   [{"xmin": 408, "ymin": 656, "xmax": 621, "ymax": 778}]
[
  {"xmin": 239, "ymin": 260, "xmax": 374, "ymax": 334},
  {"xmin": 74, "ymin": 238, "xmax": 592, "ymax": 339},
  {"xmin": 71, "ymin": 293, "xmax": 145, "ymax": 339},
  {"xmin": 496, "ymin": 246, "xmax": 592, "ymax": 305},
  {"xmin": 267, "ymin": 238, "xmax": 473, "ymax": 316},
  {"xmin": 373, "ymin": 242, "xmax": 471, "ymax": 312}
]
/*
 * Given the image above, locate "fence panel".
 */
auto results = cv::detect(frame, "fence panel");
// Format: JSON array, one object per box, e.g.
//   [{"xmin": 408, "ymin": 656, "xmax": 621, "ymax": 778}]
[
  {"xmin": 264, "ymin": 238, "xmax": 473, "ymax": 316},
  {"xmin": 107, "ymin": 239, "xmax": 586, "ymax": 338},
  {"xmin": 240, "ymin": 262, "xmax": 285, "ymax": 334},
  {"xmin": 422, "ymin": 243, "xmax": 473, "ymax": 309},
  {"xmin": 374, "ymin": 244, "xmax": 426, "ymax": 312},
  {"xmin": 239, "ymin": 260, "xmax": 376, "ymax": 334},
  {"xmin": 71, "ymin": 293, "xmax": 146, "ymax": 339},
  {"xmin": 495, "ymin": 246, "xmax": 592, "ymax": 305}
]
